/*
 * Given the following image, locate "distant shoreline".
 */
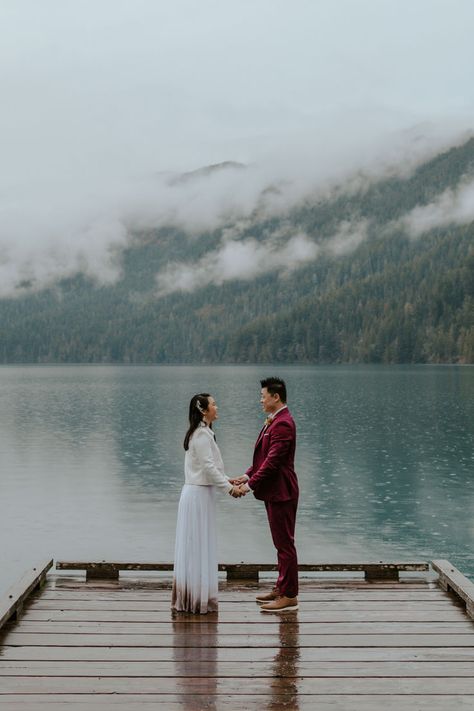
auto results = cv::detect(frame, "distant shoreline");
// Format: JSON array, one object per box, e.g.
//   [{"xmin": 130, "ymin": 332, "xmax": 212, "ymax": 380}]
[{"xmin": 0, "ymin": 362, "xmax": 472, "ymax": 368}]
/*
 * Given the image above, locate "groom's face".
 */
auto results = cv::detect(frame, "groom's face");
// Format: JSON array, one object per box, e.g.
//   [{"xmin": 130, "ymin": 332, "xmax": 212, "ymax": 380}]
[{"xmin": 260, "ymin": 387, "xmax": 280, "ymax": 413}]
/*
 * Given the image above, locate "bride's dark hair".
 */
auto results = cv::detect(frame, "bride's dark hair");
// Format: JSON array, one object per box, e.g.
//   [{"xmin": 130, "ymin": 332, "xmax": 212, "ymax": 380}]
[{"xmin": 184, "ymin": 393, "xmax": 212, "ymax": 450}]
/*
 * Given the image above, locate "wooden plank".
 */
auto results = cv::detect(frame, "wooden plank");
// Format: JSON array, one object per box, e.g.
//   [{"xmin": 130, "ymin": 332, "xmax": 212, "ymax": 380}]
[
  {"xmin": 38, "ymin": 592, "xmax": 442, "ymax": 602},
  {"xmin": 432, "ymin": 559, "xmax": 474, "ymax": 618},
  {"xmin": 0, "ymin": 561, "xmax": 53, "ymax": 630},
  {"xmin": 35, "ymin": 580, "xmax": 439, "ymax": 593},
  {"xmin": 2, "ymin": 632, "xmax": 473, "ymax": 647},
  {"xmin": 3, "ymin": 644, "xmax": 474, "ymax": 662},
  {"xmin": 2, "ymin": 660, "xmax": 474, "ymax": 677},
  {"xmin": 52, "ymin": 576, "xmax": 433, "ymax": 586},
  {"xmin": 37, "ymin": 590, "xmax": 447, "ymax": 601},
  {"xmin": 46, "ymin": 584, "xmax": 436, "ymax": 596},
  {"xmin": 1, "ymin": 676, "xmax": 474, "ymax": 693},
  {"xmin": 0, "ymin": 700, "xmax": 473, "ymax": 711},
  {"xmin": 28, "ymin": 598, "xmax": 460, "ymax": 614},
  {"xmin": 9, "ymin": 621, "xmax": 474, "ymax": 634},
  {"xmin": 49, "ymin": 581, "xmax": 435, "ymax": 593},
  {"xmin": 56, "ymin": 560, "xmax": 430, "ymax": 582},
  {"xmin": 0, "ymin": 696, "xmax": 474, "ymax": 710},
  {"xmin": 27, "ymin": 593, "xmax": 454, "ymax": 607},
  {"xmin": 21, "ymin": 609, "xmax": 468, "ymax": 622},
  {"xmin": 56, "ymin": 561, "xmax": 430, "ymax": 573},
  {"xmin": 37, "ymin": 596, "xmax": 447, "ymax": 607},
  {"xmin": 33, "ymin": 597, "xmax": 447, "ymax": 607},
  {"xmin": 56, "ymin": 562, "xmax": 177, "ymax": 572}
]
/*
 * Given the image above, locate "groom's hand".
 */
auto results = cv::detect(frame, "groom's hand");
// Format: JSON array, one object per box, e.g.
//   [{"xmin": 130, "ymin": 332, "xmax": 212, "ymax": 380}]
[{"xmin": 229, "ymin": 475, "xmax": 249, "ymax": 485}]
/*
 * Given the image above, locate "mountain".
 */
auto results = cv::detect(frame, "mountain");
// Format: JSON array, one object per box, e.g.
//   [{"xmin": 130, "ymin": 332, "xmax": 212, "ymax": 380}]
[
  {"xmin": 167, "ymin": 160, "xmax": 246, "ymax": 185},
  {"xmin": 1, "ymin": 140, "xmax": 473, "ymax": 364}
]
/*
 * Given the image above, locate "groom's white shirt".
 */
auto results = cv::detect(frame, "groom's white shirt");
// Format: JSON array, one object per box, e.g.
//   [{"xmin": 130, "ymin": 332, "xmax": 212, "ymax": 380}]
[
  {"xmin": 185, "ymin": 423, "xmax": 231, "ymax": 492},
  {"xmin": 267, "ymin": 404, "xmax": 287, "ymax": 422}
]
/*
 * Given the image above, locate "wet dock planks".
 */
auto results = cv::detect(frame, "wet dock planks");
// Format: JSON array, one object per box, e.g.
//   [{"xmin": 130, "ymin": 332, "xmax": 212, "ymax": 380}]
[{"xmin": 1, "ymin": 564, "xmax": 474, "ymax": 709}]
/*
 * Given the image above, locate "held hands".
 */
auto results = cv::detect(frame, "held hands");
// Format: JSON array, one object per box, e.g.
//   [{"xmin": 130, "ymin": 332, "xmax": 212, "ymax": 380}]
[
  {"xmin": 229, "ymin": 485, "xmax": 245, "ymax": 498},
  {"xmin": 228, "ymin": 475, "xmax": 250, "ymax": 499}
]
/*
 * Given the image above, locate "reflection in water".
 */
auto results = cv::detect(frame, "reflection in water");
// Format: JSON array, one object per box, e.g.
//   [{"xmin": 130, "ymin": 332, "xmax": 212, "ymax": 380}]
[
  {"xmin": 172, "ymin": 612, "xmax": 218, "ymax": 711},
  {"xmin": 265, "ymin": 615, "xmax": 300, "ymax": 710}
]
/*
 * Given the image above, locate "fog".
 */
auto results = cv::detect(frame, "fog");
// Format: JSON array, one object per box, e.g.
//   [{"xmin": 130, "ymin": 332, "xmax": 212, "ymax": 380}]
[
  {"xmin": 155, "ymin": 219, "xmax": 374, "ymax": 295},
  {"xmin": 1, "ymin": 0, "xmax": 473, "ymax": 297},
  {"xmin": 401, "ymin": 179, "xmax": 474, "ymax": 237}
]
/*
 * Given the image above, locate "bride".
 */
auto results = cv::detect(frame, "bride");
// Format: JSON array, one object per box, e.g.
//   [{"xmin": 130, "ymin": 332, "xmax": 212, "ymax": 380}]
[{"xmin": 172, "ymin": 393, "xmax": 243, "ymax": 614}]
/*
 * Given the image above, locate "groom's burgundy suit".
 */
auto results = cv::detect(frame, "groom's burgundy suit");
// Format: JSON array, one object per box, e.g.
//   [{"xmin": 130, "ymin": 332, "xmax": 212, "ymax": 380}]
[{"xmin": 246, "ymin": 407, "xmax": 299, "ymax": 598}]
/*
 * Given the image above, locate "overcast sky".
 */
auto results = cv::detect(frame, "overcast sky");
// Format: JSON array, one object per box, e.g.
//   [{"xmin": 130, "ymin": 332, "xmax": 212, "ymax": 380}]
[{"xmin": 1, "ymin": 0, "xmax": 473, "ymax": 294}]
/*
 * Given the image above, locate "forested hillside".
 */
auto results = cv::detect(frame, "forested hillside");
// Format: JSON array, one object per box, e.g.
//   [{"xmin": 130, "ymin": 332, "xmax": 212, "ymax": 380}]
[{"xmin": 1, "ymin": 139, "xmax": 473, "ymax": 364}]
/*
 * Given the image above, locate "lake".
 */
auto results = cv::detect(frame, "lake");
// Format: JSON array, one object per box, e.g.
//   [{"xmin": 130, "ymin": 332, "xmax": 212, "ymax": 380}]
[{"xmin": 1, "ymin": 364, "xmax": 473, "ymax": 595}]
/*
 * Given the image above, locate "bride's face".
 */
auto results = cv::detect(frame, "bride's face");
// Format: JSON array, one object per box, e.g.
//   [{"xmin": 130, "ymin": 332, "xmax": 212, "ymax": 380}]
[{"xmin": 204, "ymin": 396, "xmax": 218, "ymax": 423}]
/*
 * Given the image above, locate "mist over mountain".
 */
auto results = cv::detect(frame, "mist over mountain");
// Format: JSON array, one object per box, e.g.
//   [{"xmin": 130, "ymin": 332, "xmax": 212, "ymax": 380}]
[{"xmin": 0, "ymin": 138, "xmax": 473, "ymax": 364}]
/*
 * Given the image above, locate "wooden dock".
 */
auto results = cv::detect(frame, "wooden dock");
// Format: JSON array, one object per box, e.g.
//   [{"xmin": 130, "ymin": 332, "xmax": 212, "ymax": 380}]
[{"xmin": 1, "ymin": 559, "xmax": 474, "ymax": 709}]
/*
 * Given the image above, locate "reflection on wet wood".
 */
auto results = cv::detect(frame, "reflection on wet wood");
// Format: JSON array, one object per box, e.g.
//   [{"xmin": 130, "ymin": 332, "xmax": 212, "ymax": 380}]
[
  {"xmin": 38, "ymin": 589, "xmax": 446, "ymax": 600},
  {"xmin": 5, "ymin": 620, "xmax": 474, "ymax": 634},
  {"xmin": 26, "ymin": 599, "xmax": 457, "ymax": 611},
  {"xmin": 20, "ymin": 609, "xmax": 468, "ymax": 622},
  {"xmin": 0, "ymin": 696, "xmax": 473, "ymax": 710},
  {"xmin": 3, "ymin": 645, "xmax": 474, "ymax": 662},
  {"xmin": 3, "ymin": 631, "xmax": 474, "ymax": 647},
  {"xmin": 2, "ymin": 660, "xmax": 474, "ymax": 677},
  {"xmin": 1, "ymin": 568, "xmax": 474, "ymax": 709},
  {"xmin": 3, "ymin": 676, "xmax": 474, "ymax": 693}
]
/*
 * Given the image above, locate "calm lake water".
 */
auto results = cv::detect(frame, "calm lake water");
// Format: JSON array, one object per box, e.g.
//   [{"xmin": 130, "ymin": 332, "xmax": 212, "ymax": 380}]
[{"xmin": 1, "ymin": 364, "xmax": 473, "ymax": 595}]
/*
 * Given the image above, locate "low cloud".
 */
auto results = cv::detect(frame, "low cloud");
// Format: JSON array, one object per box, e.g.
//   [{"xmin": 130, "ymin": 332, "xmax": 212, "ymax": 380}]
[
  {"xmin": 155, "ymin": 219, "xmax": 370, "ymax": 296},
  {"xmin": 326, "ymin": 220, "xmax": 369, "ymax": 256},
  {"xmin": 0, "ymin": 209, "xmax": 128, "ymax": 298},
  {"xmin": 0, "ymin": 161, "xmax": 288, "ymax": 298},
  {"xmin": 400, "ymin": 178, "xmax": 474, "ymax": 237},
  {"xmin": 155, "ymin": 231, "xmax": 319, "ymax": 295}
]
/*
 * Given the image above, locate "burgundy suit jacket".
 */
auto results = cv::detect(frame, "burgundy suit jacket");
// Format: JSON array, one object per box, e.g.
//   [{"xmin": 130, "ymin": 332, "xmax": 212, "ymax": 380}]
[{"xmin": 246, "ymin": 407, "xmax": 299, "ymax": 503}]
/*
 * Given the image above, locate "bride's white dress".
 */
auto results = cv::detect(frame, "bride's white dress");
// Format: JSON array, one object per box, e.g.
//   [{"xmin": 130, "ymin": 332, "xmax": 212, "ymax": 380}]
[{"xmin": 172, "ymin": 423, "xmax": 231, "ymax": 614}]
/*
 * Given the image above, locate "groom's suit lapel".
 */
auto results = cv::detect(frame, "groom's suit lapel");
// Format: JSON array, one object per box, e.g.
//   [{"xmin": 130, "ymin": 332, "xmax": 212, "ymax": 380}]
[
  {"xmin": 255, "ymin": 425, "xmax": 267, "ymax": 448},
  {"xmin": 255, "ymin": 408, "xmax": 287, "ymax": 452}
]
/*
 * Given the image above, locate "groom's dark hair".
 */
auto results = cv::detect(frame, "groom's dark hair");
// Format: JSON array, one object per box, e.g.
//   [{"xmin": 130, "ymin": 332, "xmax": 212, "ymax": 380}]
[{"xmin": 261, "ymin": 377, "xmax": 287, "ymax": 403}]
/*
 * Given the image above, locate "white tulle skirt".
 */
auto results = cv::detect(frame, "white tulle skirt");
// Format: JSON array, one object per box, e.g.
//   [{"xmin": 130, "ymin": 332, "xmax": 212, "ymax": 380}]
[{"xmin": 171, "ymin": 484, "xmax": 218, "ymax": 614}]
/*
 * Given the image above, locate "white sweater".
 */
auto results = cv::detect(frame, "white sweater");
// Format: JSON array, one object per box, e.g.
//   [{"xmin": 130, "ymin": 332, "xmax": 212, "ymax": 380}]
[{"xmin": 184, "ymin": 423, "xmax": 231, "ymax": 492}]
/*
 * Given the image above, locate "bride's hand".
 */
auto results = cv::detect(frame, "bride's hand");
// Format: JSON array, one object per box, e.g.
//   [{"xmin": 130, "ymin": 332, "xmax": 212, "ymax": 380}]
[{"xmin": 229, "ymin": 485, "xmax": 244, "ymax": 498}]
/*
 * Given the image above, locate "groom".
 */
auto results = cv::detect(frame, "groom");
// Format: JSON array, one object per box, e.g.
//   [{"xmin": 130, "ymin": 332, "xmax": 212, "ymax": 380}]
[{"xmin": 232, "ymin": 377, "xmax": 299, "ymax": 612}]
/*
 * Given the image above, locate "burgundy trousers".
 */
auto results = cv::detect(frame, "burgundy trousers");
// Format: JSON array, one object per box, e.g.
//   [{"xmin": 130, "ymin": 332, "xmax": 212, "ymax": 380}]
[{"xmin": 264, "ymin": 499, "xmax": 298, "ymax": 598}]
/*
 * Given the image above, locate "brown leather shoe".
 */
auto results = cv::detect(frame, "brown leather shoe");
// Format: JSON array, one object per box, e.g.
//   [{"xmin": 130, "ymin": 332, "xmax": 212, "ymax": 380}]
[
  {"xmin": 260, "ymin": 596, "xmax": 298, "ymax": 612},
  {"xmin": 255, "ymin": 588, "xmax": 279, "ymax": 604}
]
